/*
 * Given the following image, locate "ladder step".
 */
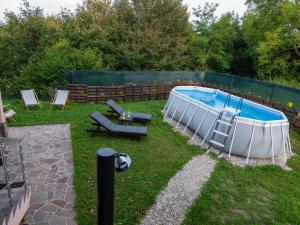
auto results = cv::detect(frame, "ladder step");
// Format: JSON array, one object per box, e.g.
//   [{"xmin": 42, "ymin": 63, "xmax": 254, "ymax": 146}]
[
  {"xmin": 213, "ymin": 130, "xmax": 228, "ymax": 137},
  {"xmin": 217, "ymin": 120, "xmax": 232, "ymax": 127},
  {"xmin": 209, "ymin": 140, "xmax": 225, "ymax": 148},
  {"xmin": 223, "ymin": 107, "xmax": 241, "ymax": 115}
]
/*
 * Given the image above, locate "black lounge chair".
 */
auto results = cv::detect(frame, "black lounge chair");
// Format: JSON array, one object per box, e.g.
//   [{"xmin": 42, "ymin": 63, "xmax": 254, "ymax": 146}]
[
  {"xmin": 86, "ymin": 111, "xmax": 148, "ymax": 140},
  {"xmin": 106, "ymin": 100, "xmax": 152, "ymax": 123}
]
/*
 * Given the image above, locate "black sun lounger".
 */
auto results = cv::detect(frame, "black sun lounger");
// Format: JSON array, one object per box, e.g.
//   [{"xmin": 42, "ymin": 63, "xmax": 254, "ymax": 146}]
[
  {"xmin": 86, "ymin": 111, "xmax": 148, "ymax": 140},
  {"xmin": 106, "ymin": 100, "xmax": 152, "ymax": 123}
]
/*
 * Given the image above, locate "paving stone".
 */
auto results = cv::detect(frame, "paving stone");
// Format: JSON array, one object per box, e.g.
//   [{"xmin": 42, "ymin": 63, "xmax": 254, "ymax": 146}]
[
  {"xmin": 57, "ymin": 177, "xmax": 68, "ymax": 183},
  {"xmin": 31, "ymin": 192, "xmax": 47, "ymax": 204},
  {"xmin": 40, "ymin": 204, "xmax": 58, "ymax": 213},
  {"xmin": 52, "ymin": 199, "xmax": 67, "ymax": 208},
  {"xmin": 34, "ymin": 222, "xmax": 50, "ymax": 225},
  {"xmin": 29, "ymin": 204, "xmax": 44, "ymax": 211},
  {"xmin": 56, "ymin": 208, "xmax": 75, "ymax": 218},
  {"xmin": 40, "ymin": 159, "xmax": 60, "ymax": 164},
  {"xmin": 4, "ymin": 124, "xmax": 77, "ymax": 225},
  {"xmin": 33, "ymin": 211, "xmax": 48, "ymax": 223},
  {"xmin": 50, "ymin": 215, "xmax": 67, "ymax": 225},
  {"xmin": 66, "ymin": 218, "xmax": 77, "ymax": 225}
]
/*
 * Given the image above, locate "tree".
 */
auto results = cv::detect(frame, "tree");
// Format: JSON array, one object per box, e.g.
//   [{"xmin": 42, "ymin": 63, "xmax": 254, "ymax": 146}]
[
  {"xmin": 105, "ymin": 0, "xmax": 137, "ymax": 70},
  {"xmin": 0, "ymin": 1, "xmax": 61, "ymax": 93},
  {"xmin": 60, "ymin": 0, "xmax": 112, "ymax": 68},
  {"xmin": 230, "ymin": 29, "xmax": 256, "ymax": 77},
  {"xmin": 244, "ymin": 0, "xmax": 300, "ymax": 81},
  {"xmin": 17, "ymin": 39, "xmax": 102, "ymax": 96},
  {"xmin": 126, "ymin": 0, "xmax": 193, "ymax": 70},
  {"xmin": 64, "ymin": 0, "xmax": 193, "ymax": 70},
  {"xmin": 0, "ymin": 1, "xmax": 61, "ymax": 73},
  {"xmin": 243, "ymin": 0, "xmax": 285, "ymax": 50},
  {"xmin": 189, "ymin": 3, "xmax": 240, "ymax": 72}
]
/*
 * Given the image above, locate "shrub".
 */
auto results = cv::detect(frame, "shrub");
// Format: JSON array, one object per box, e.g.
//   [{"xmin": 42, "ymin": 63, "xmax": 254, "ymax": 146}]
[{"xmin": 17, "ymin": 39, "xmax": 102, "ymax": 97}]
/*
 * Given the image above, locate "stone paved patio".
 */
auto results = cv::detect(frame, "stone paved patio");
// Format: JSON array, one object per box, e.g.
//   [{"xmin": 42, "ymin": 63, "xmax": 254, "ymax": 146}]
[{"xmin": 7, "ymin": 124, "xmax": 76, "ymax": 225}]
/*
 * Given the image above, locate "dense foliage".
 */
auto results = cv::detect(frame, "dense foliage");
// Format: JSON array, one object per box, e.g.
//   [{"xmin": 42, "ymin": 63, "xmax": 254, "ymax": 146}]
[
  {"xmin": 189, "ymin": 3, "xmax": 241, "ymax": 72},
  {"xmin": 244, "ymin": 0, "xmax": 300, "ymax": 81},
  {"xmin": 0, "ymin": 0, "xmax": 300, "ymax": 96},
  {"xmin": 18, "ymin": 39, "xmax": 102, "ymax": 95}
]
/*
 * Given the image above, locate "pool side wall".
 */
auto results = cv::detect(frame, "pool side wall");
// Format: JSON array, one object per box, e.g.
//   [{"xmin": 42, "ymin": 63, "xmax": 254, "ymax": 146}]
[{"xmin": 164, "ymin": 86, "xmax": 289, "ymax": 159}]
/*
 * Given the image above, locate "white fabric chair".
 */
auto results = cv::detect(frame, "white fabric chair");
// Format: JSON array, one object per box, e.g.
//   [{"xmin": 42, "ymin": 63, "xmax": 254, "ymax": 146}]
[
  {"xmin": 20, "ymin": 89, "xmax": 41, "ymax": 111},
  {"xmin": 50, "ymin": 90, "xmax": 69, "ymax": 111},
  {"xmin": 3, "ymin": 104, "xmax": 16, "ymax": 120}
]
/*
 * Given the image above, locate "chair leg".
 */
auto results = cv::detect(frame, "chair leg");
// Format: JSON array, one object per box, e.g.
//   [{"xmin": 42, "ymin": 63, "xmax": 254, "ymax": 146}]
[
  {"xmin": 9, "ymin": 115, "xmax": 17, "ymax": 122},
  {"xmin": 22, "ymin": 99, "xmax": 29, "ymax": 111},
  {"xmin": 90, "ymin": 131, "xmax": 95, "ymax": 137}
]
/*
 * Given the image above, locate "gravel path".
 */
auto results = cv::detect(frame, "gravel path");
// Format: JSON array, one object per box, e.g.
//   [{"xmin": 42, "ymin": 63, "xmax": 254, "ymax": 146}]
[{"xmin": 140, "ymin": 154, "xmax": 216, "ymax": 225}]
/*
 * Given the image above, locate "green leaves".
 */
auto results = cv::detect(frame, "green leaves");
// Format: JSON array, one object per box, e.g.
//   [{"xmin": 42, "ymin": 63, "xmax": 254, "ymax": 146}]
[
  {"xmin": 1, "ymin": 0, "xmax": 300, "ymax": 96},
  {"xmin": 17, "ymin": 39, "xmax": 102, "ymax": 97},
  {"xmin": 244, "ymin": 0, "xmax": 300, "ymax": 82},
  {"xmin": 190, "ymin": 5, "xmax": 240, "ymax": 72},
  {"xmin": 60, "ymin": 0, "xmax": 192, "ymax": 71}
]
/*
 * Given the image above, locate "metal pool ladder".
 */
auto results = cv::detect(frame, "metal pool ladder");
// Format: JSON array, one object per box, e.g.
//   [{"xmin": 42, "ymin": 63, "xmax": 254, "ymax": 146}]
[{"xmin": 207, "ymin": 96, "xmax": 243, "ymax": 154}]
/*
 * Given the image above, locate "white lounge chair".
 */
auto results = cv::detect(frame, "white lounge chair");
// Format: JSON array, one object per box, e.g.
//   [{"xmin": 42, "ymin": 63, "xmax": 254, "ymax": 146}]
[
  {"xmin": 50, "ymin": 90, "xmax": 69, "ymax": 112},
  {"xmin": 3, "ymin": 104, "xmax": 16, "ymax": 121},
  {"xmin": 20, "ymin": 89, "xmax": 41, "ymax": 111}
]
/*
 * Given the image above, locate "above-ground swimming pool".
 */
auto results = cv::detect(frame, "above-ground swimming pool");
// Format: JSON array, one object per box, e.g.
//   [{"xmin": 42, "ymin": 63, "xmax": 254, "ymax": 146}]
[{"xmin": 164, "ymin": 86, "xmax": 291, "ymax": 160}]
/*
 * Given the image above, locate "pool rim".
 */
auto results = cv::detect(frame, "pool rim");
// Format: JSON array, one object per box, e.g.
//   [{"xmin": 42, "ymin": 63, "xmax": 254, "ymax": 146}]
[{"xmin": 171, "ymin": 86, "xmax": 288, "ymax": 126}]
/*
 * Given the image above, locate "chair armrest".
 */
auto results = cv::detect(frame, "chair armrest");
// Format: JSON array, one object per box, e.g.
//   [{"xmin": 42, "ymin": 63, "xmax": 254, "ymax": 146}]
[{"xmin": 3, "ymin": 104, "xmax": 10, "ymax": 108}]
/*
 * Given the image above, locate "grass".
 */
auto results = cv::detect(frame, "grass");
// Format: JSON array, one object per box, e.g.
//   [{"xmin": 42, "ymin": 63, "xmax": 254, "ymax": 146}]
[
  {"xmin": 4, "ymin": 99, "xmax": 300, "ymax": 225},
  {"xmin": 183, "ymin": 131, "xmax": 300, "ymax": 225},
  {"xmin": 6, "ymin": 99, "xmax": 200, "ymax": 225}
]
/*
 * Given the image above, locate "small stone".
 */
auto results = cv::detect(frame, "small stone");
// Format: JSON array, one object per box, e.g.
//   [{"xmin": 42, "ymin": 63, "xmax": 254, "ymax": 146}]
[
  {"xmin": 47, "ymin": 191, "xmax": 54, "ymax": 200},
  {"xmin": 51, "ymin": 164, "xmax": 58, "ymax": 170}
]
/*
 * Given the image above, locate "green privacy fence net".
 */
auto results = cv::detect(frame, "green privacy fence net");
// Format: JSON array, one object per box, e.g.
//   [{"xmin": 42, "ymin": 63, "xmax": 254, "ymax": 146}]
[
  {"xmin": 68, "ymin": 70, "xmax": 300, "ymax": 109},
  {"xmin": 68, "ymin": 71, "xmax": 199, "ymax": 86}
]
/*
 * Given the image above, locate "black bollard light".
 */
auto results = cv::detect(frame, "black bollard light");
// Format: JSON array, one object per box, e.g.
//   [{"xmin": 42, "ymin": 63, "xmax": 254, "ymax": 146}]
[{"xmin": 97, "ymin": 148, "xmax": 116, "ymax": 225}]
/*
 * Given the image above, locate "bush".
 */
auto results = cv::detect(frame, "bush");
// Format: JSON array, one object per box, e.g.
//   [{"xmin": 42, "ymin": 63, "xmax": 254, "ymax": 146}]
[{"xmin": 17, "ymin": 39, "xmax": 102, "ymax": 97}]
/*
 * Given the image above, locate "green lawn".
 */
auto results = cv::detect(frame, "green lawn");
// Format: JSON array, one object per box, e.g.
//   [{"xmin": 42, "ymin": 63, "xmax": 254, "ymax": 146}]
[
  {"xmin": 183, "ymin": 131, "xmax": 300, "ymax": 225},
  {"xmin": 5, "ymin": 99, "xmax": 300, "ymax": 225},
  {"xmin": 6, "ymin": 100, "xmax": 201, "ymax": 225}
]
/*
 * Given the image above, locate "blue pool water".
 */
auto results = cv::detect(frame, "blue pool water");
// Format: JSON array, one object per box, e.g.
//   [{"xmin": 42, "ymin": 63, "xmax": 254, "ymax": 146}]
[{"xmin": 176, "ymin": 89, "xmax": 284, "ymax": 121}]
